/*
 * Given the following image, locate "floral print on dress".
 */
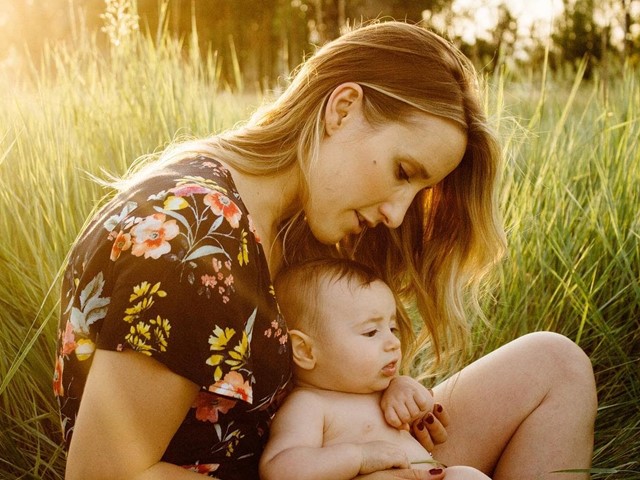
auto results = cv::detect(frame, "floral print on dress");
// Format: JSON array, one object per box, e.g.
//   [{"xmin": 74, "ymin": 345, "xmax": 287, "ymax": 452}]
[
  {"xmin": 130, "ymin": 213, "xmax": 179, "ymax": 259},
  {"xmin": 55, "ymin": 157, "xmax": 292, "ymax": 479},
  {"xmin": 204, "ymin": 191, "xmax": 242, "ymax": 228}
]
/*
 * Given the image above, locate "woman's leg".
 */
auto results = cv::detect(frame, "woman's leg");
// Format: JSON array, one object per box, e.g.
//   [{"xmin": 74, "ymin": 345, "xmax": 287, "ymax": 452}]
[
  {"xmin": 431, "ymin": 332, "xmax": 597, "ymax": 480},
  {"xmin": 444, "ymin": 466, "xmax": 491, "ymax": 479}
]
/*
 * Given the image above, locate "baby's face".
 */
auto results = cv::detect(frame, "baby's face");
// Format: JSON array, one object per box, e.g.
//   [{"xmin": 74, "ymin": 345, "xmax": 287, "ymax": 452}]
[{"xmin": 312, "ymin": 278, "xmax": 402, "ymax": 393}]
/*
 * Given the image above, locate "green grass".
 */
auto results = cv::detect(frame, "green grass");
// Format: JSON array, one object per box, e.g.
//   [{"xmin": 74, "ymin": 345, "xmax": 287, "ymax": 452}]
[
  {"xmin": 1, "ymin": 16, "xmax": 639, "ymax": 480},
  {"xmin": 479, "ymin": 64, "xmax": 640, "ymax": 476}
]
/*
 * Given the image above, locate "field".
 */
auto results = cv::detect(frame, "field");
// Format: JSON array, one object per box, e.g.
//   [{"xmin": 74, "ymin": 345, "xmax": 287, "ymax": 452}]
[{"xmin": 0, "ymin": 21, "xmax": 638, "ymax": 480}]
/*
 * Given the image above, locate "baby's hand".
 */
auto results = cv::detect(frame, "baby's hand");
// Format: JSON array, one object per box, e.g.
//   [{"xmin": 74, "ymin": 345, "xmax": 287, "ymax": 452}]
[
  {"xmin": 359, "ymin": 441, "xmax": 411, "ymax": 474},
  {"xmin": 380, "ymin": 376, "xmax": 434, "ymax": 429}
]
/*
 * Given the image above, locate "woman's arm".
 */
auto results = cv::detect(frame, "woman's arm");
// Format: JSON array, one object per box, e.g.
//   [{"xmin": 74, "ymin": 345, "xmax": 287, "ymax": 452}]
[
  {"xmin": 259, "ymin": 391, "xmax": 410, "ymax": 480},
  {"xmin": 65, "ymin": 349, "xmax": 202, "ymax": 480}
]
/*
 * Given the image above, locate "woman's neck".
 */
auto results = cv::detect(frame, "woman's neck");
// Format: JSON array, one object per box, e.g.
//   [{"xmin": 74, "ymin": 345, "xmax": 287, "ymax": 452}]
[{"xmin": 226, "ymin": 164, "xmax": 302, "ymax": 275}]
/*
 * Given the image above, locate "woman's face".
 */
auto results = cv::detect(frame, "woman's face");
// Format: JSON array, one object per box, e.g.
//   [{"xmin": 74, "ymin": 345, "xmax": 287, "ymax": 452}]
[{"xmin": 305, "ymin": 102, "xmax": 467, "ymax": 245}]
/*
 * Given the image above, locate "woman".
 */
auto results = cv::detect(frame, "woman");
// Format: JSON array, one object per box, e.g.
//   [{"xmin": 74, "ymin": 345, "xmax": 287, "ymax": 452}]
[{"xmin": 54, "ymin": 21, "xmax": 597, "ymax": 479}]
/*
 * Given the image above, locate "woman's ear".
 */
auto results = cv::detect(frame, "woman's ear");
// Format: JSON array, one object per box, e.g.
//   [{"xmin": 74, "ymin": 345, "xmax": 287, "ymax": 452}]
[
  {"xmin": 288, "ymin": 329, "xmax": 317, "ymax": 370},
  {"xmin": 324, "ymin": 82, "xmax": 364, "ymax": 136}
]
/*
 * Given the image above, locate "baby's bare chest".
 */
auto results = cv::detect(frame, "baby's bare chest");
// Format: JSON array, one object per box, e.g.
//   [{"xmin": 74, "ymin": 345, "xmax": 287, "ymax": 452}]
[{"xmin": 321, "ymin": 394, "xmax": 430, "ymax": 462}]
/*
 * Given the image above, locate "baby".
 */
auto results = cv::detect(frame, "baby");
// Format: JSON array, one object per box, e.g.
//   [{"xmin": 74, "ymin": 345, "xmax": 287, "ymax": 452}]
[{"xmin": 260, "ymin": 257, "xmax": 490, "ymax": 480}]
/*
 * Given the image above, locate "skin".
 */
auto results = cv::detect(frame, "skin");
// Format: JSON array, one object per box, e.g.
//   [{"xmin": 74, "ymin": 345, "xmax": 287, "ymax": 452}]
[
  {"xmin": 65, "ymin": 349, "xmax": 203, "ymax": 479},
  {"xmin": 304, "ymin": 82, "xmax": 467, "ymax": 244},
  {"xmin": 430, "ymin": 332, "xmax": 597, "ymax": 480},
  {"xmin": 65, "ymin": 83, "xmax": 597, "ymax": 479},
  {"xmin": 261, "ymin": 279, "xmax": 488, "ymax": 480},
  {"xmin": 293, "ymin": 278, "xmax": 404, "ymax": 393}
]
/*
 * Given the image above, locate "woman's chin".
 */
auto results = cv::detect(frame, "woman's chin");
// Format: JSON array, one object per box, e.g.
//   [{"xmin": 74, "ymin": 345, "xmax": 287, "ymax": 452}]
[{"xmin": 308, "ymin": 225, "xmax": 345, "ymax": 245}]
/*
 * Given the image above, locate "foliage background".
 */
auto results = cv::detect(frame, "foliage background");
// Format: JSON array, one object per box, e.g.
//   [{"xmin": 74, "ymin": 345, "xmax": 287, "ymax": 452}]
[{"xmin": 0, "ymin": 1, "xmax": 639, "ymax": 478}]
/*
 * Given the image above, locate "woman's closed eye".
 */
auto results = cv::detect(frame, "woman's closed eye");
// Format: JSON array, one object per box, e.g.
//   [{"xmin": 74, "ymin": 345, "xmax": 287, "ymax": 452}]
[
  {"xmin": 363, "ymin": 329, "xmax": 378, "ymax": 337},
  {"xmin": 397, "ymin": 164, "xmax": 410, "ymax": 183}
]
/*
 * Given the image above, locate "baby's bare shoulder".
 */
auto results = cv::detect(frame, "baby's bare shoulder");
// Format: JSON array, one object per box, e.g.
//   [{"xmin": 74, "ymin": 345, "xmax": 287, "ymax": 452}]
[{"xmin": 276, "ymin": 387, "xmax": 328, "ymax": 414}]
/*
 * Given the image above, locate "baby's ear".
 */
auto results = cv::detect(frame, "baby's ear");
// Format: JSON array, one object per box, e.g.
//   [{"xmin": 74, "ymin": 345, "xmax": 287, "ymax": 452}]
[{"xmin": 288, "ymin": 329, "xmax": 317, "ymax": 370}]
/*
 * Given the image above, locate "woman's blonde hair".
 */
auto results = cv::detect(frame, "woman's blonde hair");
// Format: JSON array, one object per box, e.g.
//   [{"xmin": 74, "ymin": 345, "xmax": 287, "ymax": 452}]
[{"xmin": 124, "ymin": 21, "xmax": 506, "ymax": 376}]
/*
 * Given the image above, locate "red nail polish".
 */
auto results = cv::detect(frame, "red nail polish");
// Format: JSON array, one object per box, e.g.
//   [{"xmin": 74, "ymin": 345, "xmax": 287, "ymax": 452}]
[
  {"xmin": 436, "ymin": 404, "xmax": 443, "ymax": 413},
  {"xmin": 426, "ymin": 413, "xmax": 435, "ymax": 424},
  {"xmin": 429, "ymin": 468, "xmax": 443, "ymax": 475},
  {"xmin": 418, "ymin": 421, "xmax": 425, "ymax": 430}
]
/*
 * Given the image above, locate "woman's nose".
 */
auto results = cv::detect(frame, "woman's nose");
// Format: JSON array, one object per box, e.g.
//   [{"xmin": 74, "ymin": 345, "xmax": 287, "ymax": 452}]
[{"xmin": 379, "ymin": 193, "xmax": 413, "ymax": 229}]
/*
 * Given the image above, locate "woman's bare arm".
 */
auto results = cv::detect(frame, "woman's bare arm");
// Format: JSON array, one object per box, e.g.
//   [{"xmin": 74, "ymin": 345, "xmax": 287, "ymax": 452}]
[{"xmin": 65, "ymin": 349, "xmax": 203, "ymax": 480}]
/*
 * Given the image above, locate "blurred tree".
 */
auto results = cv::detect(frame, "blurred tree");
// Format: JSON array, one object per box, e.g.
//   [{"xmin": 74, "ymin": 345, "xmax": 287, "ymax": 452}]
[
  {"xmin": 489, "ymin": 4, "xmax": 518, "ymax": 73},
  {"xmin": 553, "ymin": 0, "xmax": 604, "ymax": 77},
  {"xmin": 348, "ymin": 0, "xmax": 446, "ymax": 24},
  {"xmin": 620, "ymin": 0, "xmax": 637, "ymax": 56},
  {"xmin": 304, "ymin": 0, "xmax": 450, "ymax": 44},
  {"xmin": 307, "ymin": 0, "xmax": 344, "ymax": 44},
  {"xmin": 5, "ymin": 0, "xmax": 635, "ymax": 87}
]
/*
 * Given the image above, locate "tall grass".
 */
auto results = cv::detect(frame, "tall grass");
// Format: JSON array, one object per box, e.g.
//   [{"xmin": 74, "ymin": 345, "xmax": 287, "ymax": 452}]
[
  {"xmin": 1, "ymin": 11, "xmax": 638, "ymax": 480},
  {"xmin": 476, "ymin": 63, "xmax": 640, "ymax": 475}
]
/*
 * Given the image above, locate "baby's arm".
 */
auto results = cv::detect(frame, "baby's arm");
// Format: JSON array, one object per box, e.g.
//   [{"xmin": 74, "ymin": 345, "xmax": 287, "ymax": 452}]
[{"xmin": 259, "ymin": 390, "xmax": 411, "ymax": 480}]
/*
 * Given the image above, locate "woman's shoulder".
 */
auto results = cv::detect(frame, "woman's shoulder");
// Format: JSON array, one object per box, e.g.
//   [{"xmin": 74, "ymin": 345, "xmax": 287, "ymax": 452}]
[
  {"xmin": 98, "ymin": 155, "xmax": 252, "ymax": 244},
  {"xmin": 129, "ymin": 155, "xmax": 237, "ymax": 198}
]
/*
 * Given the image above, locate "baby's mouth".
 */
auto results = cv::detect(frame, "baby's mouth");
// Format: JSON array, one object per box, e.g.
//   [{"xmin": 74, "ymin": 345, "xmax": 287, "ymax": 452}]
[{"xmin": 382, "ymin": 360, "xmax": 398, "ymax": 376}]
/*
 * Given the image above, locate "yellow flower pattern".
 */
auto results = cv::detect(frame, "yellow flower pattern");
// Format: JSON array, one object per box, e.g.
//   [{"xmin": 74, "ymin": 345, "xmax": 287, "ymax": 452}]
[
  {"xmin": 55, "ymin": 157, "xmax": 290, "ymax": 478},
  {"xmin": 123, "ymin": 282, "xmax": 171, "ymax": 355},
  {"xmin": 237, "ymin": 229, "xmax": 249, "ymax": 266},
  {"xmin": 124, "ymin": 281, "xmax": 167, "ymax": 323}
]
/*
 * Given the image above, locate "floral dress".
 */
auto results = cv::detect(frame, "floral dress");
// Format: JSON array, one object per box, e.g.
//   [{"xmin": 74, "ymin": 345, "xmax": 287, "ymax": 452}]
[{"xmin": 54, "ymin": 156, "xmax": 292, "ymax": 479}]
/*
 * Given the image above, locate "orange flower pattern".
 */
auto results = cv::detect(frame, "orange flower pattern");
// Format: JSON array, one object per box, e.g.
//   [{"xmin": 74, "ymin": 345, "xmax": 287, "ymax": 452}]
[
  {"xmin": 204, "ymin": 191, "xmax": 242, "ymax": 229},
  {"xmin": 130, "ymin": 213, "xmax": 179, "ymax": 259},
  {"xmin": 55, "ymin": 157, "xmax": 291, "ymax": 479}
]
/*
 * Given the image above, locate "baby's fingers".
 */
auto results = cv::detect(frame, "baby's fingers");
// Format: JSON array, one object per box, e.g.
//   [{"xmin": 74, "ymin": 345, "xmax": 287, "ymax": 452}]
[
  {"xmin": 383, "ymin": 401, "xmax": 419, "ymax": 428},
  {"xmin": 383, "ymin": 405, "xmax": 403, "ymax": 428}
]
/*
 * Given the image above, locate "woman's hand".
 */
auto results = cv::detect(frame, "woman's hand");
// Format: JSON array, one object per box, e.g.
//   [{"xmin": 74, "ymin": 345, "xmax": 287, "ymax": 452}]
[
  {"xmin": 353, "ymin": 467, "xmax": 446, "ymax": 479},
  {"xmin": 411, "ymin": 403, "xmax": 450, "ymax": 452}
]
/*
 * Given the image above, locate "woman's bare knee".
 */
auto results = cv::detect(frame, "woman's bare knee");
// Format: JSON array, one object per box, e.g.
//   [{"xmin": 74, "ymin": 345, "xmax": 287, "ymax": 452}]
[{"xmin": 513, "ymin": 332, "xmax": 598, "ymax": 427}]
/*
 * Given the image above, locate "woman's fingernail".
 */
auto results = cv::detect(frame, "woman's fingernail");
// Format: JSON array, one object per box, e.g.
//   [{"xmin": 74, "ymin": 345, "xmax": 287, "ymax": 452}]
[
  {"xmin": 436, "ymin": 403, "xmax": 443, "ymax": 413},
  {"xmin": 426, "ymin": 413, "xmax": 435, "ymax": 424},
  {"xmin": 417, "ymin": 421, "xmax": 425, "ymax": 430},
  {"xmin": 429, "ymin": 468, "xmax": 443, "ymax": 475}
]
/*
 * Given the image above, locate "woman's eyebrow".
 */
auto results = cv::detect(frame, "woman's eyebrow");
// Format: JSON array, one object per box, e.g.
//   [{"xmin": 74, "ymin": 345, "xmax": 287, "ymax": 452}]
[{"xmin": 405, "ymin": 154, "xmax": 431, "ymax": 180}]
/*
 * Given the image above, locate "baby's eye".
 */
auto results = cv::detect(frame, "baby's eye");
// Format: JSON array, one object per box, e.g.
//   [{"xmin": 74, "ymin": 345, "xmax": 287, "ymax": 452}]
[{"xmin": 363, "ymin": 330, "xmax": 378, "ymax": 338}]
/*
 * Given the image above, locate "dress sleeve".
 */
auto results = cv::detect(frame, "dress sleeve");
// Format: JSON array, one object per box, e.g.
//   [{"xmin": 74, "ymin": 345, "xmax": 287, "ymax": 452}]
[{"xmin": 96, "ymin": 174, "xmax": 269, "ymax": 403}]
